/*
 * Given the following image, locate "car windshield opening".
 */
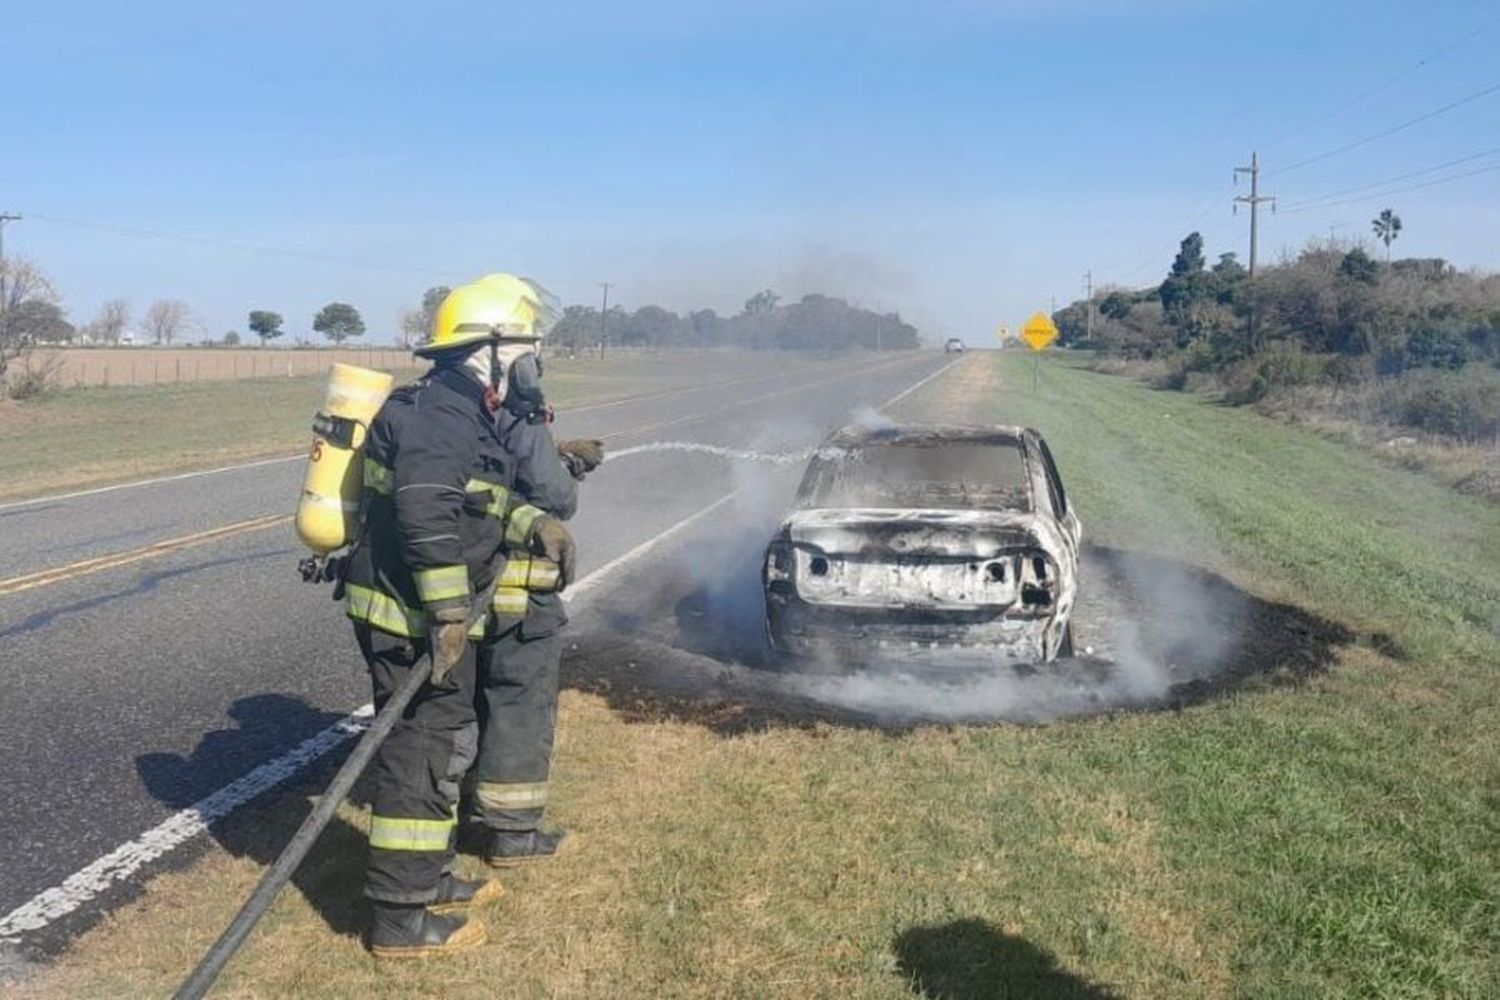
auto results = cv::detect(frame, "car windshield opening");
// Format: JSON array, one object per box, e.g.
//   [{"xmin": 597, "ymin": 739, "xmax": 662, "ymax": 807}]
[{"xmin": 801, "ymin": 442, "xmax": 1031, "ymax": 511}]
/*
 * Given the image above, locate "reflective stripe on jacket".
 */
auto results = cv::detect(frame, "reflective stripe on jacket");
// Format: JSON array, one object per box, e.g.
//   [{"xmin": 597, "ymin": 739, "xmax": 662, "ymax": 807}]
[{"xmin": 342, "ymin": 366, "xmax": 550, "ymax": 639}]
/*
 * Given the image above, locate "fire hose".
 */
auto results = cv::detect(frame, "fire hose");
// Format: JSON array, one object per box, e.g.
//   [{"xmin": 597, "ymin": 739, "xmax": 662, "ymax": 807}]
[
  {"xmin": 172, "ymin": 655, "xmax": 430, "ymax": 999},
  {"xmin": 175, "ymin": 442, "xmax": 812, "ymax": 995}
]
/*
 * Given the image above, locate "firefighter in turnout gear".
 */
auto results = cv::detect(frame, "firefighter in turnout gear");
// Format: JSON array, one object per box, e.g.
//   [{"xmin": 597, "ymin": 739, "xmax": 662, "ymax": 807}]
[
  {"xmin": 343, "ymin": 275, "xmax": 577, "ymax": 958},
  {"xmin": 463, "ymin": 284, "xmax": 605, "ymax": 866}
]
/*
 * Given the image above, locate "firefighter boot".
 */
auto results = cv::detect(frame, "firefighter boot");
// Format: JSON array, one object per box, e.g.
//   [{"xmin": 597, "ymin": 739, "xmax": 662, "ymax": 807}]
[
  {"xmin": 483, "ymin": 828, "xmax": 570, "ymax": 868},
  {"xmin": 427, "ymin": 872, "xmax": 505, "ymax": 915},
  {"xmin": 368, "ymin": 902, "xmax": 487, "ymax": 959}
]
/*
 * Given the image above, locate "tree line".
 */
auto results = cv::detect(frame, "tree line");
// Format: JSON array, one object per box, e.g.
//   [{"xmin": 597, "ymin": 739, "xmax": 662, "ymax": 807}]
[
  {"xmin": 3, "ymin": 262, "xmax": 918, "ymax": 365},
  {"xmin": 1053, "ymin": 209, "xmax": 1500, "ymax": 440}
]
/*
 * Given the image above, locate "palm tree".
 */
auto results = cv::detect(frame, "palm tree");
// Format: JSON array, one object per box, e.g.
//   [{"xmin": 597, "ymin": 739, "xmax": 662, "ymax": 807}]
[{"xmin": 1371, "ymin": 209, "xmax": 1403, "ymax": 262}]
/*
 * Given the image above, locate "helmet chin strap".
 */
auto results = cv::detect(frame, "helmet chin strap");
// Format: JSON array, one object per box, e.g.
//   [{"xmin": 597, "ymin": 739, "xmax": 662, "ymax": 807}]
[{"xmin": 484, "ymin": 337, "xmax": 503, "ymax": 413}]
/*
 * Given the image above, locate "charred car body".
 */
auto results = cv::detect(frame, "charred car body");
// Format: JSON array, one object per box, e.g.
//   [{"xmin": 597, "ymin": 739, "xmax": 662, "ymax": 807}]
[{"xmin": 764, "ymin": 425, "xmax": 1080, "ymax": 670}]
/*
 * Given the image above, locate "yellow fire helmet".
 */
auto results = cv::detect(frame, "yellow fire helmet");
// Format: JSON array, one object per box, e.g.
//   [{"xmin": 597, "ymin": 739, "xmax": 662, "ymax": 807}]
[{"xmin": 417, "ymin": 273, "xmax": 561, "ymax": 357}]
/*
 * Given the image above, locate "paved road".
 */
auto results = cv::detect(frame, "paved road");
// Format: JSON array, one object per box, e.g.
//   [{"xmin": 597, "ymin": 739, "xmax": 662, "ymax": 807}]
[{"xmin": 0, "ymin": 350, "xmax": 959, "ymax": 961}]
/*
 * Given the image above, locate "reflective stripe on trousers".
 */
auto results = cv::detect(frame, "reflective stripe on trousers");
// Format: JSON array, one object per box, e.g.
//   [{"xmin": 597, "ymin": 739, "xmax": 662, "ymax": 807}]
[
  {"xmin": 475, "ymin": 781, "xmax": 548, "ymax": 811},
  {"xmin": 368, "ymin": 814, "xmax": 455, "ymax": 852}
]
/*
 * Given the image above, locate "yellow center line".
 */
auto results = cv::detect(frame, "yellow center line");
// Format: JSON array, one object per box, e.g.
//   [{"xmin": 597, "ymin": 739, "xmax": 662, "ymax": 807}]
[{"xmin": 0, "ymin": 513, "xmax": 293, "ymax": 598}]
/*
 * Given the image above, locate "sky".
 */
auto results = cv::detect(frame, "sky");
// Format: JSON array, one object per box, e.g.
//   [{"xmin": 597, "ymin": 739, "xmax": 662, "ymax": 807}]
[{"xmin": 2, "ymin": 0, "xmax": 1498, "ymax": 344}]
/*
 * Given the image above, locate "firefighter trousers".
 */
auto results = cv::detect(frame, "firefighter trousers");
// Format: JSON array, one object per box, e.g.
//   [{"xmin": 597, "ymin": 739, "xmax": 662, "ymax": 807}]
[
  {"xmin": 355, "ymin": 623, "xmax": 479, "ymax": 904},
  {"xmin": 466, "ymin": 599, "xmax": 564, "ymax": 832}
]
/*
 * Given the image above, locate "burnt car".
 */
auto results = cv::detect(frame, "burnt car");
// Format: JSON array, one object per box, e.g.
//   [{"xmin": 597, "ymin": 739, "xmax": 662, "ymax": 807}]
[{"xmin": 764, "ymin": 424, "xmax": 1080, "ymax": 670}]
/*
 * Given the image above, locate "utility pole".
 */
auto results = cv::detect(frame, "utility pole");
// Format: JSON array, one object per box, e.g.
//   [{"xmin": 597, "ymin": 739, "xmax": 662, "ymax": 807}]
[
  {"xmin": 1082, "ymin": 270, "xmax": 1093, "ymax": 342},
  {"xmin": 1234, "ymin": 152, "xmax": 1275, "ymax": 350},
  {"xmin": 0, "ymin": 213, "xmax": 21, "ymax": 313},
  {"xmin": 597, "ymin": 282, "xmax": 612, "ymax": 360}
]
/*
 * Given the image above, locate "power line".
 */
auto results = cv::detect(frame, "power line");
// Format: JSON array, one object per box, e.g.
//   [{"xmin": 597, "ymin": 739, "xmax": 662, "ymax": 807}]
[
  {"xmin": 1261, "ymin": 17, "xmax": 1496, "ymax": 151},
  {"xmin": 1278, "ymin": 161, "xmax": 1500, "ymax": 215},
  {"xmin": 17, "ymin": 210, "xmax": 466, "ymax": 280},
  {"xmin": 1278, "ymin": 146, "xmax": 1500, "ymax": 211},
  {"xmin": 1269, "ymin": 79, "xmax": 1500, "ymax": 177}
]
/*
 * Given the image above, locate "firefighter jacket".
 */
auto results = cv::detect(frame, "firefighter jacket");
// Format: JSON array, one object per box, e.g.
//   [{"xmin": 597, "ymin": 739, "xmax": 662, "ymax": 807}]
[
  {"xmin": 343, "ymin": 366, "xmax": 549, "ymax": 639},
  {"xmin": 490, "ymin": 410, "xmax": 578, "ymax": 629}
]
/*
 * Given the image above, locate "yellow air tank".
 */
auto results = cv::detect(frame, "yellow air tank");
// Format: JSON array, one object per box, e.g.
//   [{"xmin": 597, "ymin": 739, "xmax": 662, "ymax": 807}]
[{"xmin": 295, "ymin": 363, "xmax": 394, "ymax": 554}]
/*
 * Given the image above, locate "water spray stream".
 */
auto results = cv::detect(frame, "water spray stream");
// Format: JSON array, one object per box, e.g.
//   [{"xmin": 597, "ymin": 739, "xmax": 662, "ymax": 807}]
[{"xmin": 606, "ymin": 441, "xmax": 822, "ymax": 466}]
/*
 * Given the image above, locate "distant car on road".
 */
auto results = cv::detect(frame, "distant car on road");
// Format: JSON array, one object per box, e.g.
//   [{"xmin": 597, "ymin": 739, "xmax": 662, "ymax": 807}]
[
  {"xmin": 944, "ymin": 338, "xmax": 965, "ymax": 353},
  {"xmin": 764, "ymin": 424, "xmax": 1080, "ymax": 671}
]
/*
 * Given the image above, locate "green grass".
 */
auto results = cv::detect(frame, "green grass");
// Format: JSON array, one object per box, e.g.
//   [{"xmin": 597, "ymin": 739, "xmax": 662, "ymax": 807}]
[{"xmin": 19, "ymin": 351, "xmax": 1500, "ymax": 999}]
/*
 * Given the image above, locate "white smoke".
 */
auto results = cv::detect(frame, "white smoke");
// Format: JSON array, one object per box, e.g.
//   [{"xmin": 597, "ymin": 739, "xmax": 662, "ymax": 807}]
[{"xmin": 595, "ymin": 420, "xmax": 1244, "ymax": 726}]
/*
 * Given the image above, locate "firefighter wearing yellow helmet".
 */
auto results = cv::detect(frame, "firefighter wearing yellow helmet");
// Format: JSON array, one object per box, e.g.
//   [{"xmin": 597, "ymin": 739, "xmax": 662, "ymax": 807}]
[
  {"xmin": 342, "ymin": 274, "xmax": 590, "ymax": 958},
  {"xmin": 442, "ymin": 276, "xmax": 606, "ymax": 869}
]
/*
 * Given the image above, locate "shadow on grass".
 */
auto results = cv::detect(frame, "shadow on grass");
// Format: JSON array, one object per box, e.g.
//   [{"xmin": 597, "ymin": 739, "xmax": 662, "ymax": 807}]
[
  {"xmin": 562, "ymin": 527, "xmax": 1359, "ymax": 736},
  {"xmin": 136, "ymin": 693, "xmax": 368, "ymax": 939},
  {"xmin": 894, "ymin": 919, "xmax": 1120, "ymax": 1000}
]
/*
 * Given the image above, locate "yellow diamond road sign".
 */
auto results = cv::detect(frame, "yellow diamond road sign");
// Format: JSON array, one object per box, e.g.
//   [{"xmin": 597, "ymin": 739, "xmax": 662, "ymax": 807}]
[{"xmin": 1021, "ymin": 312, "xmax": 1058, "ymax": 352}]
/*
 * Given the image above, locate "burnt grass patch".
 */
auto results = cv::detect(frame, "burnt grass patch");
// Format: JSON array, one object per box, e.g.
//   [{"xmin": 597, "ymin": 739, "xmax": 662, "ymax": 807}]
[{"xmin": 562, "ymin": 531, "xmax": 1357, "ymax": 734}]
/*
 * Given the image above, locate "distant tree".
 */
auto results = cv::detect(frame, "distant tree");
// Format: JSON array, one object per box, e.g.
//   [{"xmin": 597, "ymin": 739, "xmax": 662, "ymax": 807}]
[
  {"xmin": 142, "ymin": 299, "xmax": 194, "ymax": 345},
  {"xmin": 626, "ymin": 305, "xmax": 679, "ymax": 346},
  {"xmin": 743, "ymin": 289, "xmax": 780, "ymax": 316},
  {"xmin": 397, "ymin": 286, "xmax": 450, "ymax": 349},
  {"xmin": 9, "ymin": 300, "xmax": 73, "ymax": 343},
  {"xmin": 398, "ymin": 308, "xmax": 425, "ymax": 349},
  {"xmin": 1338, "ymin": 247, "xmax": 1380, "ymax": 285},
  {"xmin": 248, "ymin": 310, "xmax": 284, "ymax": 346},
  {"xmin": 0, "ymin": 258, "xmax": 61, "ymax": 380},
  {"xmin": 1372, "ymin": 208, "xmax": 1403, "ymax": 261},
  {"xmin": 421, "ymin": 286, "xmax": 450, "ymax": 326},
  {"xmin": 1170, "ymin": 231, "xmax": 1206, "ymax": 277},
  {"xmin": 223, "ymin": 330, "xmax": 241, "ymax": 347},
  {"xmin": 1210, "ymin": 252, "xmax": 1248, "ymax": 305},
  {"xmin": 1099, "ymin": 292, "xmax": 1132, "ymax": 320},
  {"xmin": 314, "ymin": 302, "xmax": 365, "ymax": 344},
  {"xmin": 87, "ymin": 298, "xmax": 131, "ymax": 344},
  {"xmin": 688, "ymin": 308, "xmax": 721, "ymax": 344},
  {"xmin": 1159, "ymin": 232, "xmax": 1221, "ymax": 344}
]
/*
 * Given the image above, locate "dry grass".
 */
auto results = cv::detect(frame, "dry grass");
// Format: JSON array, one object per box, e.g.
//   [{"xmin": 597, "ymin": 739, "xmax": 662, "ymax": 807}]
[{"xmin": 33, "ymin": 347, "xmax": 423, "ymax": 388}]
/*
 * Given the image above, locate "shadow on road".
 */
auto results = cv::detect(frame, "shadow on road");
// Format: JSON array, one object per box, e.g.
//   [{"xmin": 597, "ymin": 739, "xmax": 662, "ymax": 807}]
[
  {"xmin": 894, "ymin": 919, "xmax": 1121, "ymax": 1000},
  {"xmin": 0, "ymin": 548, "xmax": 285, "ymax": 640},
  {"xmin": 136, "ymin": 693, "xmax": 367, "ymax": 939}
]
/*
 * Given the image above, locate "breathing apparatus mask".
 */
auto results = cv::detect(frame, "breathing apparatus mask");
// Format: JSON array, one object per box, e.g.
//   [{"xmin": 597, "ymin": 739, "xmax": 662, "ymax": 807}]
[
  {"xmin": 459, "ymin": 341, "xmax": 548, "ymax": 423},
  {"xmin": 503, "ymin": 350, "xmax": 547, "ymax": 421}
]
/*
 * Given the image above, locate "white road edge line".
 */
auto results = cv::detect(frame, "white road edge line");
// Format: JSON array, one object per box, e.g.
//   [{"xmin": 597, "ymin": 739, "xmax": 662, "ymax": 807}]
[
  {"xmin": 0, "ymin": 353, "xmax": 963, "ymax": 943},
  {"xmin": 0, "ymin": 489, "xmax": 743, "ymax": 943},
  {"xmin": 878, "ymin": 353, "xmax": 963, "ymax": 411},
  {"xmin": 0, "ymin": 455, "xmax": 307, "ymax": 514}
]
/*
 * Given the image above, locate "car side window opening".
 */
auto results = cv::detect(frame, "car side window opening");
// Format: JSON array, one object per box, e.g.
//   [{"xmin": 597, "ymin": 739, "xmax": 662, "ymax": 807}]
[{"xmin": 1035, "ymin": 438, "xmax": 1068, "ymax": 515}]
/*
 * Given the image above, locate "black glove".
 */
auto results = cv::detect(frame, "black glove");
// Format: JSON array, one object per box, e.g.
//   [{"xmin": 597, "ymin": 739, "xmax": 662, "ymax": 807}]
[
  {"xmin": 530, "ymin": 517, "xmax": 578, "ymax": 590},
  {"xmin": 557, "ymin": 439, "xmax": 605, "ymax": 480}
]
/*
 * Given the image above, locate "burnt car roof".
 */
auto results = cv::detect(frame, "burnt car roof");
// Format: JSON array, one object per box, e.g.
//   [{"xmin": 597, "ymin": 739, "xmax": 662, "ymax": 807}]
[
  {"xmin": 821, "ymin": 423, "xmax": 1035, "ymax": 449},
  {"xmin": 796, "ymin": 423, "xmax": 1039, "ymax": 514}
]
